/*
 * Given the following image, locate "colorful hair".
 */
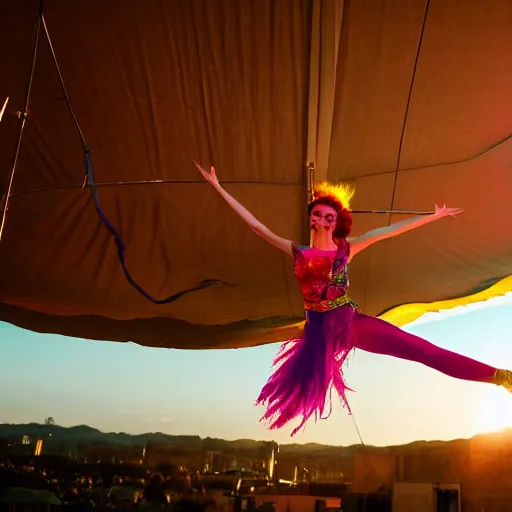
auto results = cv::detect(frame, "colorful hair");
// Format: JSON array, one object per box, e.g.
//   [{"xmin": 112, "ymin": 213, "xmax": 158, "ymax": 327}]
[
  {"xmin": 311, "ymin": 181, "xmax": 354, "ymax": 210},
  {"xmin": 308, "ymin": 181, "xmax": 355, "ymax": 239}
]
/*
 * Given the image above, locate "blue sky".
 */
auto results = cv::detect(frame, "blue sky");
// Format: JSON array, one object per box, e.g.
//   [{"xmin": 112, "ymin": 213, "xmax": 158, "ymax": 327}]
[{"xmin": 1, "ymin": 295, "xmax": 512, "ymax": 447}]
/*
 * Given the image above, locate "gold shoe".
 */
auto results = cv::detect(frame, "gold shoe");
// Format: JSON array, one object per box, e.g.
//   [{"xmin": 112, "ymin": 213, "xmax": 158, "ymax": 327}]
[{"xmin": 493, "ymin": 369, "xmax": 512, "ymax": 392}]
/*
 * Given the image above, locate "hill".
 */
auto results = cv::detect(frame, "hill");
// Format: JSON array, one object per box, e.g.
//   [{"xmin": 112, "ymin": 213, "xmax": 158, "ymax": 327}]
[{"xmin": 2, "ymin": 422, "xmax": 511, "ymax": 458}]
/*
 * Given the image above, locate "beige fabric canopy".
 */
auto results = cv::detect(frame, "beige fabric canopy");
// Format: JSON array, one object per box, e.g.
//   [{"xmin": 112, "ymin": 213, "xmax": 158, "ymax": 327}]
[{"xmin": 0, "ymin": 0, "xmax": 511, "ymax": 349}]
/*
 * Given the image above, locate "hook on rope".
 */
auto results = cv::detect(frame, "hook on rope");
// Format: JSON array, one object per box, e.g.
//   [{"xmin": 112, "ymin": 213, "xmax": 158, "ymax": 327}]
[{"xmin": 15, "ymin": 109, "xmax": 29, "ymax": 121}]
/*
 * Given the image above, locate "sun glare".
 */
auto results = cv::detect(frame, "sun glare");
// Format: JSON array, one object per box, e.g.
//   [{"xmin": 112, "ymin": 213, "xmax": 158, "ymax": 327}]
[{"xmin": 477, "ymin": 387, "xmax": 512, "ymax": 434}]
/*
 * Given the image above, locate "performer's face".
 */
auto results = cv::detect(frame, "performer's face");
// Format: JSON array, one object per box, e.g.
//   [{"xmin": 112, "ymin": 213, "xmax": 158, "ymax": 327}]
[{"xmin": 309, "ymin": 204, "xmax": 338, "ymax": 233}]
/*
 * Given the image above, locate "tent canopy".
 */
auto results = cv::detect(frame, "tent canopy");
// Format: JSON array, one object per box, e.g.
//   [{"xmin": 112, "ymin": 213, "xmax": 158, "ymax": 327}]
[{"xmin": 0, "ymin": 0, "xmax": 511, "ymax": 349}]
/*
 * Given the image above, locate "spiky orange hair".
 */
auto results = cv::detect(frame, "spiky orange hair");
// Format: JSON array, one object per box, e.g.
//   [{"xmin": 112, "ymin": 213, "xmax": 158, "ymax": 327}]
[{"xmin": 312, "ymin": 181, "xmax": 355, "ymax": 210}]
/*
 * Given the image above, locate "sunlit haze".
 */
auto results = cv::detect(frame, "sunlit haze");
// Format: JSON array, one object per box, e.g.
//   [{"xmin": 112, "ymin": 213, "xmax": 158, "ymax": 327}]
[{"xmin": 2, "ymin": 295, "xmax": 512, "ymax": 447}]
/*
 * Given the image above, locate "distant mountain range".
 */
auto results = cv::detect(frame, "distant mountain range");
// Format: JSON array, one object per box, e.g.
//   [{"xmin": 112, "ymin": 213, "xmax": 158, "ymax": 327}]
[
  {"xmin": 0, "ymin": 422, "xmax": 348, "ymax": 455},
  {"xmin": 1, "ymin": 422, "xmax": 511, "ymax": 458},
  {"xmin": 0, "ymin": 423, "xmax": 202, "ymax": 449}
]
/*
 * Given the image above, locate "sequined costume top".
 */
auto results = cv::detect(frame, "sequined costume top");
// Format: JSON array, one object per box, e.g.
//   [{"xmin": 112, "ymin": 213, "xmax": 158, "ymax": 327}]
[{"xmin": 292, "ymin": 241, "xmax": 357, "ymax": 313}]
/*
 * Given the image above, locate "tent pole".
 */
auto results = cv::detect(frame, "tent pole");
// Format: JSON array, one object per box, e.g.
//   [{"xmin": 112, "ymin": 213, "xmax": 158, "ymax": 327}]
[{"xmin": 0, "ymin": 97, "xmax": 8, "ymax": 123}]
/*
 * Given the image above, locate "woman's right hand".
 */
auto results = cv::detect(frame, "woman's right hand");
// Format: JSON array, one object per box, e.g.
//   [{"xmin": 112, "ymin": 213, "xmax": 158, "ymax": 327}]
[{"xmin": 194, "ymin": 161, "xmax": 221, "ymax": 190}]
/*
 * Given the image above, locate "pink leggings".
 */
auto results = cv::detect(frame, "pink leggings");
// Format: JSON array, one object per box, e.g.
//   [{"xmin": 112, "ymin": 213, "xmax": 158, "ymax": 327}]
[{"xmin": 352, "ymin": 313, "xmax": 496, "ymax": 383}]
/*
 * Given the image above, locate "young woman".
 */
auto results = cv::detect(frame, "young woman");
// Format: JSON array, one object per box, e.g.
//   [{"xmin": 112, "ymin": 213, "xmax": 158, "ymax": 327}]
[{"xmin": 195, "ymin": 162, "xmax": 512, "ymax": 436}]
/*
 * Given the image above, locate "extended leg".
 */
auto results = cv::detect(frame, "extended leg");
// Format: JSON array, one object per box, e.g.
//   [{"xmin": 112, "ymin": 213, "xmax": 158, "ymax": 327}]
[{"xmin": 351, "ymin": 312, "xmax": 511, "ymax": 388}]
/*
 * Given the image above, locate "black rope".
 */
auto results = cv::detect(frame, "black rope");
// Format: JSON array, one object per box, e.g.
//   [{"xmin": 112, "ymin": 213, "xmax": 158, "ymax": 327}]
[
  {"xmin": 350, "ymin": 0, "xmax": 431, "ymax": 449},
  {"xmin": 32, "ymin": 8, "xmax": 233, "ymax": 304},
  {"xmin": 8, "ymin": 183, "xmax": 433, "ymax": 215},
  {"xmin": 388, "ymin": 0, "xmax": 432, "ymax": 223},
  {"xmin": 0, "ymin": 1, "xmax": 43, "ymax": 241},
  {"xmin": 351, "ymin": 412, "xmax": 365, "ymax": 446}
]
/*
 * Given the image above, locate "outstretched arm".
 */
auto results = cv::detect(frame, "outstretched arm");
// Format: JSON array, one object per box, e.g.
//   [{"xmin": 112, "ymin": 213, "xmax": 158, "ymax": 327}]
[
  {"xmin": 194, "ymin": 161, "xmax": 293, "ymax": 257},
  {"xmin": 350, "ymin": 205, "xmax": 463, "ymax": 257}
]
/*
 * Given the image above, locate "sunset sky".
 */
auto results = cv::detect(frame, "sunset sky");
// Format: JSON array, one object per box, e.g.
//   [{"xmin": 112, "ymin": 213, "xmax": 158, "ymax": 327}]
[{"xmin": 2, "ymin": 295, "xmax": 512, "ymax": 447}]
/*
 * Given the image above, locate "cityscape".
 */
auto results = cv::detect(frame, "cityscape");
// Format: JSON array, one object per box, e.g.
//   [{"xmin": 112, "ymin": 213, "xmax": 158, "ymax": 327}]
[{"xmin": 2, "ymin": 418, "xmax": 512, "ymax": 511}]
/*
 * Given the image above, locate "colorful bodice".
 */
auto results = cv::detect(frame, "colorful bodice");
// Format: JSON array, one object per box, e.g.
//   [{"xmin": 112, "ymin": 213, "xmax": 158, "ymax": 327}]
[{"xmin": 292, "ymin": 241, "xmax": 354, "ymax": 313}]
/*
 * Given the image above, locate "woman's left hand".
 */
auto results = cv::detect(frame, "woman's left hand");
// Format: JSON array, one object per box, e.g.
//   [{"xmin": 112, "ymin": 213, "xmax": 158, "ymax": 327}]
[
  {"xmin": 434, "ymin": 204, "xmax": 464, "ymax": 217},
  {"xmin": 194, "ymin": 161, "xmax": 221, "ymax": 191}
]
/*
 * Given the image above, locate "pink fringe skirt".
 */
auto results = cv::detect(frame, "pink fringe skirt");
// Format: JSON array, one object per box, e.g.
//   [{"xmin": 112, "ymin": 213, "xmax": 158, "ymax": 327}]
[{"xmin": 256, "ymin": 304, "xmax": 356, "ymax": 436}]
